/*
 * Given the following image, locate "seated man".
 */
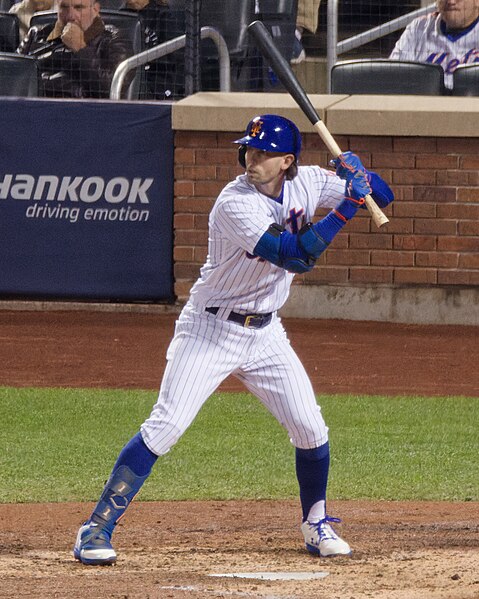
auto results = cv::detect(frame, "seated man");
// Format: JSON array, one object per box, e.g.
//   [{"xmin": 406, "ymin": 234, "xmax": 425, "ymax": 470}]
[
  {"xmin": 18, "ymin": 0, "xmax": 134, "ymax": 98},
  {"xmin": 9, "ymin": 0, "xmax": 54, "ymax": 40},
  {"xmin": 390, "ymin": 0, "xmax": 479, "ymax": 90},
  {"xmin": 292, "ymin": 0, "xmax": 321, "ymax": 64}
]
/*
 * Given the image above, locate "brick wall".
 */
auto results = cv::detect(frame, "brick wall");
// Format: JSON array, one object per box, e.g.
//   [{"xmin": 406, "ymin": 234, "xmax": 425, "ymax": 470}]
[{"xmin": 173, "ymin": 130, "xmax": 479, "ymax": 302}]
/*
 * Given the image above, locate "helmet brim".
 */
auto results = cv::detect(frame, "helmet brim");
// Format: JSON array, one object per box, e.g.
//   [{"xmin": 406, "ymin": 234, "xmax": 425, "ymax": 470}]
[{"xmin": 232, "ymin": 136, "xmax": 294, "ymax": 154}]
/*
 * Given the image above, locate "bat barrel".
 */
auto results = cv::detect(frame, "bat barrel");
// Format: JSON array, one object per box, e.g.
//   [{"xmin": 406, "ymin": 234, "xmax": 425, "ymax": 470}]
[{"xmin": 247, "ymin": 20, "xmax": 320, "ymax": 127}]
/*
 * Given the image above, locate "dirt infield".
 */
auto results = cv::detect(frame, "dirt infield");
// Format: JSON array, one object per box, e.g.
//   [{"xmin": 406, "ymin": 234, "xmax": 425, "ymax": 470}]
[{"xmin": 0, "ymin": 309, "xmax": 478, "ymax": 599}]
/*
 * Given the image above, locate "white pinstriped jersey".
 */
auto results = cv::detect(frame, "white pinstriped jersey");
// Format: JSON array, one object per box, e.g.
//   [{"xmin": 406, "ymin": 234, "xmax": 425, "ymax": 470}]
[
  {"xmin": 389, "ymin": 12, "xmax": 479, "ymax": 88},
  {"xmin": 189, "ymin": 165, "xmax": 347, "ymax": 314}
]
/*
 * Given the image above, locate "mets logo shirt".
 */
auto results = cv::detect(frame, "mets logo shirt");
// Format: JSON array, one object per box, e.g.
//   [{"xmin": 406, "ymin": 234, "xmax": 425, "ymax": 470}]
[{"xmin": 389, "ymin": 12, "xmax": 479, "ymax": 89}]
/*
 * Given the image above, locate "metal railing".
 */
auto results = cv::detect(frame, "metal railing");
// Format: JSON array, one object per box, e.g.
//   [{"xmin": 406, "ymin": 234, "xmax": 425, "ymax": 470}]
[
  {"xmin": 326, "ymin": 2, "xmax": 436, "ymax": 92},
  {"xmin": 110, "ymin": 26, "xmax": 231, "ymax": 100}
]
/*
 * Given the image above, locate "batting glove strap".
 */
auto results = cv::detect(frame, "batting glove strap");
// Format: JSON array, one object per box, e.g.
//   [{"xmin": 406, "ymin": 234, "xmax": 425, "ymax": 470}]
[{"xmin": 334, "ymin": 196, "xmax": 364, "ymax": 222}]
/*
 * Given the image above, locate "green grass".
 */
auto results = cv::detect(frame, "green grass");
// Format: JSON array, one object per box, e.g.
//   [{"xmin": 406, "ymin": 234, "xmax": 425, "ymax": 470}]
[{"xmin": 0, "ymin": 387, "xmax": 477, "ymax": 503}]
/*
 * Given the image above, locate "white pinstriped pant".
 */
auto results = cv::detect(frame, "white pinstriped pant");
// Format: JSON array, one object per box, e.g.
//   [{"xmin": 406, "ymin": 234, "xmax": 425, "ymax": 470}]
[{"xmin": 141, "ymin": 303, "xmax": 328, "ymax": 456}]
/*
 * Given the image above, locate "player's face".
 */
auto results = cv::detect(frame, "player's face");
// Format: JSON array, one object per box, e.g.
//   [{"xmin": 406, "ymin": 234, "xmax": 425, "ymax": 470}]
[
  {"xmin": 245, "ymin": 147, "xmax": 294, "ymax": 194},
  {"xmin": 437, "ymin": 0, "xmax": 479, "ymax": 29},
  {"xmin": 58, "ymin": 0, "xmax": 99, "ymax": 30}
]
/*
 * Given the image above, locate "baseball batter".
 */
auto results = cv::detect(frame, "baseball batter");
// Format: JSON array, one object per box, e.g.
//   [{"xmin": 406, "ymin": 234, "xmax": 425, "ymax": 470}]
[
  {"xmin": 390, "ymin": 0, "xmax": 479, "ymax": 89},
  {"xmin": 73, "ymin": 114, "xmax": 394, "ymax": 565}
]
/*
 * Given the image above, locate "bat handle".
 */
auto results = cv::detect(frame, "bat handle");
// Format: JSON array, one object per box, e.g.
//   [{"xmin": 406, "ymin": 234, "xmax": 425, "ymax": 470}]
[
  {"xmin": 363, "ymin": 193, "xmax": 390, "ymax": 227},
  {"xmin": 313, "ymin": 121, "xmax": 389, "ymax": 228}
]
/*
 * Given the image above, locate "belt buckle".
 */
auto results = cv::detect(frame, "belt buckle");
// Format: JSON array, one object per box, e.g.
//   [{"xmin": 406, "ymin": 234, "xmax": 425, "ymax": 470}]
[{"xmin": 244, "ymin": 314, "xmax": 255, "ymax": 328}]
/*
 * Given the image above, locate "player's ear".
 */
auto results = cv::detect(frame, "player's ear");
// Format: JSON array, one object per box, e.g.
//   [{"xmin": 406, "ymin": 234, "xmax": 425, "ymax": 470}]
[{"xmin": 280, "ymin": 153, "xmax": 295, "ymax": 171}]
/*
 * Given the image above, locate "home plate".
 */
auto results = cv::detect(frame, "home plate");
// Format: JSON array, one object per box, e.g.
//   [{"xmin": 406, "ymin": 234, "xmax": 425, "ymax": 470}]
[{"xmin": 209, "ymin": 571, "xmax": 329, "ymax": 581}]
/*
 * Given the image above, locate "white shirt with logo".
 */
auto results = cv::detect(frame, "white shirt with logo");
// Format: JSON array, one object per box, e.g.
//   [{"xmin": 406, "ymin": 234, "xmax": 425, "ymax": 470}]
[{"xmin": 389, "ymin": 12, "xmax": 479, "ymax": 89}]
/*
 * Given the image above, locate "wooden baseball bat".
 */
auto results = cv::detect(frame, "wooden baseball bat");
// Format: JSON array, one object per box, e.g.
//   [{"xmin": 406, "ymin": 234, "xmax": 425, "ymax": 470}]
[{"xmin": 247, "ymin": 20, "xmax": 389, "ymax": 228}]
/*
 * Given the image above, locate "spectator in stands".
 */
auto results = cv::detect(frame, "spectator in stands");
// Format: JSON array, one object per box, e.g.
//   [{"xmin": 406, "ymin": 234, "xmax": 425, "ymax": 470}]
[
  {"xmin": 122, "ymin": 0, "xmax": 185, "ymax": 99},
  {"xmin": 9, "ymin": 0, "xmax": 54, "ymax": 40},
  {"xmin": 390, "ymin": 0, "xmax": 479, "ymax": 89},
  {"xmin": 292, "ymin": 0, "xmax": 321, "ymax": 64},
  {"xmin": 18, "ymin": 0, "xmax": 134, "ymax": 98}
]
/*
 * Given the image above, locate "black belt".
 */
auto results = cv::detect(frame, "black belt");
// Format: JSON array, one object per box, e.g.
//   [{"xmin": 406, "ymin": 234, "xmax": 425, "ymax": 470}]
[{"xmin": 205, "ymin": 307, "xmax": 272, "ymax": 329}]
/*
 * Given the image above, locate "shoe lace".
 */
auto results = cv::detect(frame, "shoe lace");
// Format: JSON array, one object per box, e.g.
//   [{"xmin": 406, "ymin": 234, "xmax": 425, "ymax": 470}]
[
  {"xmin": 316, "ymin": 515, "xmax": 342, "ymax": 540},
  {"xmin": 321, "ymin": 515, "xmax": 341, "ymax": 525}
]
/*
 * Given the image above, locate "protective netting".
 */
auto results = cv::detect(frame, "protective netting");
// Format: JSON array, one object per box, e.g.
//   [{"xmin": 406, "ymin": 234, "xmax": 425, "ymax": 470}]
[{"xmin": 0, "ymin": 0, "xmax": 477, "ymax": 99}]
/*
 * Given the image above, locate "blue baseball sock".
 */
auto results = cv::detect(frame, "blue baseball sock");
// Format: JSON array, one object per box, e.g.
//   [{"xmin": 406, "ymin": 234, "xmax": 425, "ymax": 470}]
[
  {"xmin": 295, "ymin": 442, "xmax": 330, "ymax": 522},
  {"xmin": 112, "ymin": 431, "xmax": 158, "ymax": 476}
]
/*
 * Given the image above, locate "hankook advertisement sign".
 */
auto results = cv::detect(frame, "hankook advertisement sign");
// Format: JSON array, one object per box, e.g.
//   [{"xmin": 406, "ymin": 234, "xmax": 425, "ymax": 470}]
[{"xmin": 0, "ymin": 98, "xmax": 174, "ymax": 302}]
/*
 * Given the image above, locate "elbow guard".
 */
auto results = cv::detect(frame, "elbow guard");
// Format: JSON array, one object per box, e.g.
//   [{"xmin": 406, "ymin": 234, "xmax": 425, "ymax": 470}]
[
  {"xmin": 253, "ymin": 223, "xmax": 315, "ymax": 274},
  {"xmin": 298, "ymin": 222, "xmax": 329, "ymax": 258}
]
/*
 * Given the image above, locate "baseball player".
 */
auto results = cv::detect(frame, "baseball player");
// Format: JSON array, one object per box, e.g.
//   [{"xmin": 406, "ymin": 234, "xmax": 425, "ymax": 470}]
[
  {"xmin": 73, "ymin": 114, "xmax": 394, "ymax": 565},
  {"xmin": 389, "ymin": 0, "xmax": 479, "ymax": 89}
]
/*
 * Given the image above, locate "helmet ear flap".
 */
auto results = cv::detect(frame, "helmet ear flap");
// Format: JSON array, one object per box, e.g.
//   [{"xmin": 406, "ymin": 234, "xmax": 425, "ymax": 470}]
[{"xmin": 238, "ymin": 145, "xmax": 247, "ymax": 168}]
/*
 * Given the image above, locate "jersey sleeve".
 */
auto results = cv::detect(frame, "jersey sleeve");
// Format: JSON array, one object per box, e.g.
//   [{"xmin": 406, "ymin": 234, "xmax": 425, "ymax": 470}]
[
  {"xmin": 304, "ymin": 166, "xmax": 348, "ymax": 211},
  {"xmin": 211, "ymin": 189, "xmax": 274, "ymax": 255}
]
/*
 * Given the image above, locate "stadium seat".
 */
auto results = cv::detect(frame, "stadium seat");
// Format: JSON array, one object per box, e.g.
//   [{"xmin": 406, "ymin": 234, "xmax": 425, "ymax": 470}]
[
  {"xmin": 199, "ymin": 0, "xmax": 297, "ymax": 91},
  {"xmin": 0, "ymin": 11, "xmax": 19, "ymax": 52},
  {"xmin": 260, "ymin": 0, "xmax": 298, "ymax": 91},
  {"xmin": 30, "ymin": 9, "xmax": 144, "ymax": 99},
  {"xmin": 331, "ymin": 59, "xmax": 446, "ymax": 95},
  {"xmin": 0, "ymin": 0, "xmax": 13, "ymax": 11},
  {"xmin": 0, "ymin": 52, "xmax": 39, "ymax": 96},
  {"xmin": 451, "ymin": 64, "xmax": 479, "ymax": 96}
]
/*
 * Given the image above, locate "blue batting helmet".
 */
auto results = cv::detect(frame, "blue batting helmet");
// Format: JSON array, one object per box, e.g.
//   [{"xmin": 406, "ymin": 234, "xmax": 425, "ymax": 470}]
[{"xmin": 233, "ymin": 114, "xmax": 302, "ymax": 159}]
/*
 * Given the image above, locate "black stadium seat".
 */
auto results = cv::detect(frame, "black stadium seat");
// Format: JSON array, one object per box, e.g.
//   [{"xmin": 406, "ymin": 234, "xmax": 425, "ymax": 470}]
[
  {"xmin": 452, "ymin": 64, "xmax": 479, "ymax": 96},
  {"xmin": 0, "ymin": 0, "xmax": 14, "ymax": 11},
  {"xmin": 331, "ymin": 58, "xmax": 446, "ymax": 95},
  {"xmin": 0, "ymin": 11, "xmax": 19, "ymax": 52},
  {"xmin": 0, "ymin": 52, "xmax": 39, "ymax": 96},
  {"xmin": 199, "ymin": 0, "xmax": 298, "ymax": 91}
]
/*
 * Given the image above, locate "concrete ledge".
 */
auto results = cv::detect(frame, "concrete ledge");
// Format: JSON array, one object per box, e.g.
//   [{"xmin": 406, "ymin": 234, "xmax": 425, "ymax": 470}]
[
  {"xmin": 0, "ymin": 301, "xmax": 182, "ymax": 314},
  {"xmin": 1, "ymin": 292, "xmax": 477, "ymax": 326},
  {"xmin": 172, "ymin": 92, "xmax": 479, "ymax": 138},
  {"xmin": 280, "ymin": 285, "xmax": 479, "ymax": 326},
  {"xmin": 326, "ymin": 95, "xmax": 479, "ymax": 138},
  {"xmin": 172, "ymin": 92, "xmax": 346, "ymax": 132}
]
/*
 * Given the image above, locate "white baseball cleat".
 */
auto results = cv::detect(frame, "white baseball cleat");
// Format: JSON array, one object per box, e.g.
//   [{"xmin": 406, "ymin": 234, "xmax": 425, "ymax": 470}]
[
  {"xmin": 73, "ymin": 521, "xmax": 117, "ymax": 565},
  {"xmin": 301, "ymin": 516, "xmax": 352, "ymax": 557}
]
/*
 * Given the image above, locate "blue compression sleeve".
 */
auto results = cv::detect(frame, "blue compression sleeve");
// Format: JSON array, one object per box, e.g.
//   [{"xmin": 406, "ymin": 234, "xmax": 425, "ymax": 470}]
[{"xmin": 368, "ymin": 171, "xmax": 394, "ymax": 208}]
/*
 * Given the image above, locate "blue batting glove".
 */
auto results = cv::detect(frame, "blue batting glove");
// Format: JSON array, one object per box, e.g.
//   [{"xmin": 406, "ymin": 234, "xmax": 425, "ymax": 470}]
[
  {"xmin": 331, "ymin": 151, "xmax": 372, "ymax": 203},
  {"xmin": 331, "ymin": 151, "xmax": 366, "ymax": 178}
]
